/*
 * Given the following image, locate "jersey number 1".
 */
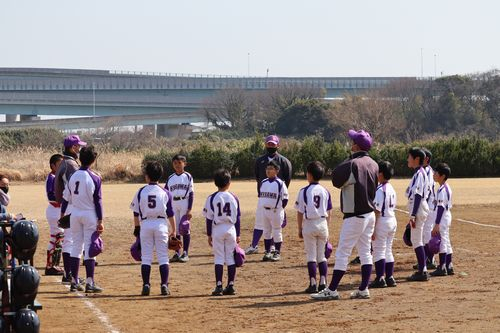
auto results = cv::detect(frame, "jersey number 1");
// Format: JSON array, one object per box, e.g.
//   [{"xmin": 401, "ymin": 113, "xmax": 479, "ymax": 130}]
[
  {"xmin": 217, "ymin": 202, "xmax": 231, "ymax": 217},
  {"xmin": 74, "ymin": 181, "xmax": 80, "ymax": 195}
]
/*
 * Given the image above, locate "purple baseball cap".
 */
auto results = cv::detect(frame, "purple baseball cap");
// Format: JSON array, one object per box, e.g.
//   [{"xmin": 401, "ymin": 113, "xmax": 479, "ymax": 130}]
[
  {"xmin": 63, "ymin": 134, "xmax": 87, "ymax": 148},
  {"xmin": 265, "ymin": 135, "xmax": 280, "ymax": 145},
  {"xmin": 89, "ymin": 231, "xmax": 103, "ymax": 257},
  {"xmin": 348, "ymin": 129, "xmax": 373, "ymax": 151}
]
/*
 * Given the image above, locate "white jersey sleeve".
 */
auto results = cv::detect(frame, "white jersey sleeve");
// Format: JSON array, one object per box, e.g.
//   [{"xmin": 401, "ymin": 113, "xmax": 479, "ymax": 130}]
[{"xmin": 436, "ymin": 183, "xmax": 452, "ymax": 210}]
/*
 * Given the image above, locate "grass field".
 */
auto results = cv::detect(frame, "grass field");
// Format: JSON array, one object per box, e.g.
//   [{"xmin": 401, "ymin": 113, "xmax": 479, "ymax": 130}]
[{"xmin": 7, "ymin": 178, "xmax": 500, "ymax": 333}]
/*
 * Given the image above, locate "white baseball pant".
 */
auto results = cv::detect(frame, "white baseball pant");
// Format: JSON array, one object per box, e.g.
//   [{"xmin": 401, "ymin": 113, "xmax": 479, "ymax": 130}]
[
  {"xmin": 70, "ymin": 209, "xmax": 96, "ymax": 260},
  {"xmin": 408, "ymin": 201, "xmax": 429, "ymax": 249},
  {"xmin": 302, "ymin": 218, "xmax": 329, "ymax": 263},
  {"xmin": 333, "ymin": 212, "xmax": 376, "ymax": 271},
  {"xmin": 212, "ymin": 222, "xmax": 237, "ymax": 266},
  {"xmin": 62, "ymin": 204, "xmax": 74, "ymax": 254},
  {"xmin": 438, "ymin": 212, "xmax": 453, "ymax": 254},
  {"xmin": 253, "ymin": 208, "xmax": 265, "ymax": 230},
  {"xmin": 372, "ymin": 216, "xmax": 397, "ymax": 263},
  {"xmin": 262, "ymin": 208, "xmax": 284, "ymax": 242},
  {"xmin": 172, "ymin": 199, "xmax": 189, "ymax": 235},
  {"xmin": 140, "ymin": 218, "xmax": 170, "ymax": 266},
  {"xmin": 423, "ymin": 209, "xmax": 436, "ymax": 245},
  {"xmin": 46, "ymin": 204, "xmax": 64, "ymax": 251}
]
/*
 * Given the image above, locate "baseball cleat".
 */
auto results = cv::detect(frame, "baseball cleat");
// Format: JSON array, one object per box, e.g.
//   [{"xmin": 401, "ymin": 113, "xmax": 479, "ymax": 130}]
[
  {"xmin": 245, "ymin": 246, "xmax": 259, "ymax": 255},
  {"xmin": 430, "ymin": 266, "xmax": 447, "ymax": 277},
  {"xmin": 262, "ymin": 252, "xmax": 273, "ymax": 261},
  {"xmin": 141, "ymin": 284, "xmax": 150, "ymax": 296},
  {"xmin": 350, "ymin": 289, "xmax": 370, "ymax": 299},
  {"xmin": 179, "ymin": 253, "xmax": 189, "ymax": 263},
  {"xmin": 350, "ymin": 256, "xmax": 361, "ymax": 265},
  {"xmin": 446, "ymin": 267, "xmax": 455, "ymax": 275},
  {"xmin": 369, "ymin": 277, "xmax": 387, "ymax": 288},
  {"xmin": 70, "ymin": 282, "xmax": 85, "ymax": 292},
  {"xmin": 305, "ymin": 284, "xmax": 318, "ymax": 294},
  {"xmin": 270, "ymin": 245, "xmax": 276, "ymax": 254},
  {"xmin": 222, "ymin": 285, "xmax": 236, "ymax": 295},
  {"xmin": 407, "ymin": 271, "xmax": 430, "ymax": 282},
  {"xmin": 45, "ymin": 266, "xmax": 64, "ymax": 276},
  {"xmin": 170, "ymin": 253, "xmax": 181, "ymax": 263},
  {"xmin": 270, "ymin": 252, "xmax": 281, "ymax": 261},
  {"xmin": 62, "ymin": 274, "xmax": 71, "ymax": 285},
  {"xmin": 161, "ymin": 284, "xmax": 170, "ymax": 296},
  {"xmin": 318, "ymin": 284, "xmax": 326, "ymax": 292},
  {"xmin": 386, "ymin": 276, "xmax": 397, "ymax": 287},
  {"xmin": 211, "ymin": 285, "xmax": 223, "ymax": 296},
  {"xmin": 85, "ymin": 283, "xmax": 103, "ymax": 293},
  {"xmin": 311, "ymin": 288, "xmax": 340, "ymax": 300}
]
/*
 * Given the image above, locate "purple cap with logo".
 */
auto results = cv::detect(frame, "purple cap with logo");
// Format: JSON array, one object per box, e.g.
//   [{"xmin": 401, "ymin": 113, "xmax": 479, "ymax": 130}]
[
  {"xmin": 348, "ymin": 129, "xmax": 373, "ymax": 151},
  {"xmin": 265, "ymin": 135, "xmax": 280, "ymax": 145},
  {"xmin": 64, "ymin": 134, "xmax": 87, "ymax": 148}
]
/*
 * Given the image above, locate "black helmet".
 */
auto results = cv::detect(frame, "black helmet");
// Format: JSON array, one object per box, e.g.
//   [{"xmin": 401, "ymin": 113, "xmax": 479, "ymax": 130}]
[
  {"xmin": 12, "ymin": 265, "xmax": 40, "ymax": 308},
  {"xmin": 11, "ymin": 220, "xmax": 39, "ymax": 261},
  {"xmin": 14, "ymin": 309, "xmax": 40, "ymax": 333}
]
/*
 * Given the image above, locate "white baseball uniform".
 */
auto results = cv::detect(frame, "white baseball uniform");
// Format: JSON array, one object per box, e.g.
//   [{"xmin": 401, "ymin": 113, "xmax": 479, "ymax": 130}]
[
  {"xmin": 130, "ymin": 183, "xmax": 174, "ymax": 266},
  {"xmin": 45, "ymin": 172, "xmax": 64, "ymax": 251},
  {"xmin": 257, "ymin": 178, "xmax": 288, "ymax": 242},
  {"xmin": 62, "ymin": 167, "xmax": 103, "ymax": 260},
  {"xmin": 203, "ymin": 191, "xmax": 241, "ymax": 266},
  {"xmin": 423, "ymin": 165, "xmax": 436, "ymax": 245},
  {"xmin": 406, "ymin": 166, "xmax": 429, "ymax": 248},
  {"xmin": 372, "ymin": 182, "xmax": 397, "ymax": 263},
  {"xmin": 434, "ymin": 183, "xmax": 453, "ymax": 254},
  {"xmin": 165, "ymin": 172, "xmax": 194, "ymax": 234},
  {"xmin": 295, "ymin": 183, "xmax": 332, "ymax": 263}
]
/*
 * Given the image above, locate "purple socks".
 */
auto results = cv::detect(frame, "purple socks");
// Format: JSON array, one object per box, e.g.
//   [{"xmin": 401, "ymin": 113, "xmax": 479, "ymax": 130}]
[
  {"xmin": 328, "ymin": 270, "xmax": 345, "ymax": 291},
  {"xmin": 307, "ymin": 262, "xmax": 317, "ymax": 281},
  {"xmin": 183, "ymin": 234, "xmax": 191, "ymax": 254},
  {"xmin": 359, "ymin": 264, "xmax": 372, "ymax": 291},
  {"xmin": 141, "ymin": 264, "xmax": 151, "ymax": 285},
  {"xmin": 264, "ymin": 239, "xmax": 272, "ymax": 253},
  {"xmin": 446, "ymin": 253, "xmax": 452, "ymax": 269},
  {"xmin": 63, "ymin": 252, "xmax": 71, "ymax": 279},
  {"xmin": 415, "ymin": 246, "xmax": 427, "ymax": 272},
  {"xmin": 215, "ymin": 264, "xmax": 224, "ymax": 286},
  {"xmin": 159, "ymin": 264, "xmax": 169, "ymax": 285},
  {"xmin": 84, "ymin": 259, "xmax": 95, "ymax": 282},
  {"xmin": 228, "ymin": 264, "xmax": 236, "ymax": 285},
  {"xmin": 251, "ymin": 229, "xmax": 263, "ymax": 248},
  {"xmin": 318, "ymin": 261, "xmax": 328, "ymax": 279},
  {"xmin": 385, "ymin": 261, "xmax": 395, "ymax": 278},
  {"xmin": 274, "ymin": 242, "xmax": 282, "ymax": 253},
  {"xmin": 70, "ymin": 256, "xmax": 80, "ymax": 284},
  {"xmin": 375, "ymin": 259, "xmax": 386, "ymax": 279}
]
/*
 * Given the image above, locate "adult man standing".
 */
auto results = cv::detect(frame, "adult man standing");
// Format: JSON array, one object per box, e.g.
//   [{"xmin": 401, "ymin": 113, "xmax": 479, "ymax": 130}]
[
  {"xmin": 54, "ymin": 134, "xmax": 87, "ymax": 284},
  {"xmin": 311, "ymin": 129, "xmax": 378, "ymax": 300},
  {"xmin": 245, "ymin": 135, "xmax": 292, "ymax": 254}
]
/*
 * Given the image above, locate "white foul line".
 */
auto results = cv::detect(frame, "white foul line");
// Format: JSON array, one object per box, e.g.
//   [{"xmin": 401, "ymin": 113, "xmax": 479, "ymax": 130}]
[
  {"xmin": 395, "ymin": 208, "xmax": 500, "ymax": 229},
  {"xmin": 58, "ymin": 280, "xmax": 120, "ymax": 333}
]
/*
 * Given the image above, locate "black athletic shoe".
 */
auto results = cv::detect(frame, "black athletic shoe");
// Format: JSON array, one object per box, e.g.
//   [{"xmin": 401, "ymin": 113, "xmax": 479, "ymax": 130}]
[
  {"xmin": 430, "ymin": 267, "xmax": 447, "ymax": 277},
  {"xmin": 161, "ymin": 284, "xmax": 170, "ymax": 296},
  {"xmin": 62, "ymin": 274, "xmax": 71, "ymax": 284},
  {"xmin": 407, "ymin": 271, "xmax": 430, "ymax": 282},
  {"xmin": 70, "ymin": 282, "xmax": 84, "ymax": 292},
  {"xmin": 211, "ymin": 285, "xmax": 223, "ymax": 296},
  {"xmin": 222, "ymin": 285, "xmax": 236, "ymax": 295},
  {"xmin": 447, "ymin": 267, "xmax": 455, "ymax": 275},
  {"xmin": 386, "ymin": 276, "xmax": 397, "ymax": 287},
  {"xmin": 305, "ymin": 284, "xmax": 318, "ymax": 293},
  {"xmin": 141, "ymin": 284, "xmax": 150, "ymax": 296},
  {"xmin": 369, "ymin": 277, "xmax": 387, "ymax": 288},
  {"xmin": 350, "ymin": 256, "xmax": 361, "ymax": 265},
  {"xmin": 318, "ymin": 284, "xmax": 326, "ymax": 292},
  {"xmin": 85, "ymin": 283, "xmax": 103, "ymax": 293}
]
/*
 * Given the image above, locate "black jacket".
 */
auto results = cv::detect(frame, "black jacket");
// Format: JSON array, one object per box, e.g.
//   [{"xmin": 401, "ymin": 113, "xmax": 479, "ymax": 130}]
[{"xmin": 254, "ymin": 153, "xmax": 292, "ymax": 191}]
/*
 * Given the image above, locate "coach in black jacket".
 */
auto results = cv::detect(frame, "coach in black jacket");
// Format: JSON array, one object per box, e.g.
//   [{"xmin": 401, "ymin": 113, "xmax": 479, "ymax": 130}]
[{"xmin": 245, "ymin": 135, "xmax": 292, "ymax": 255}]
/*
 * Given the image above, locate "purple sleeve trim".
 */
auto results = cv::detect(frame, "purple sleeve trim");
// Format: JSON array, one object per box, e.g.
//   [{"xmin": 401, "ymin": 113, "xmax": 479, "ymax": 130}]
[
  {"xmin": 206, "ymin": 219, "xmax": 213, "ymax": 236},
  {"xmin": 61, "ymin": 199, "xmax": 69, "ymax": 215},
  {"xmin": 411, "ymin": 193, "xmax": 422, "ymax": 216},
  {"xmin": 188, "ymin": 192, "xmax": 194, "ymax": 210},
  {"xmin": 90, "ymin": 172, "xmax": 103, "ymax": 220},
  {"xmin": 282, "ymin": 199, "xmax": 288, "ymax": 209},
  {"xmin": 434, "ymin": 206, "xmax": 444, "ymax": 225},
  {"xmin": 46, "ymin": 174, "xmax": 57, "ymax": 201},
  {"xmin": 166, "ymin": 191, "xmax": 174, "ymax": 218},
  {"xmin": 235, "ymin": 219, "xmax": 240, "ymax": 237},
  {"xmin": 327, "ymin": 192, "xmax": 333, "ymax": 210}
]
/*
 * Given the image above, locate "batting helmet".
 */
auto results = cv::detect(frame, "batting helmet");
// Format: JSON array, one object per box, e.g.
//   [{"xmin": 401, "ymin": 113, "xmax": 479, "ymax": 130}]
[
  {"xmin": 130, "ymin": 236, "xmax": 141, "ymax": 262},
  {"xmin": 325, "ymin": 241, "xmax": 333, "ymax": 259},
  {"xmin": 11, "ymin": 220, "xmax": 39, "ymax": 261},
  {"xmin": 12, "ymin": 265, "xmax": 40, "ymax": 308},
  {"xmin": 14, "ymin": 309, "xmax": 40, "ymax": 333},
  {"xmin": 233, "ymin": 245, "xmax": 246, "ymax": 267},
  {"xmin": 179, "ymin": 215, "xmax": 190, "ymax": 236},
  {"xmin": 428, "ymin": 234, "xmax": 441, "ymax": 255},
  {"xmin": 403, "ymin": 223, "xmax": 412, "ymax": 247},
  {"xmin": 88, "ymin": 231, "xmax": 103, "ymax": 257}
]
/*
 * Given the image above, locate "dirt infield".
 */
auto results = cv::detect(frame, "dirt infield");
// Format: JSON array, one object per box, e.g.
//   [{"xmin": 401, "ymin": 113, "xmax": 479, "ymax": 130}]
[{"xmin": 7, "ymin": 179, "xmax": 500, "ymax": 333}]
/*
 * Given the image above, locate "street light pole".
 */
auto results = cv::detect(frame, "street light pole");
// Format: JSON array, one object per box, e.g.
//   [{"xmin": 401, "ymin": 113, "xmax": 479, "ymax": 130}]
[{"xmin": 92, "ymin": 82, "xmax": 96, "ymax": 121}]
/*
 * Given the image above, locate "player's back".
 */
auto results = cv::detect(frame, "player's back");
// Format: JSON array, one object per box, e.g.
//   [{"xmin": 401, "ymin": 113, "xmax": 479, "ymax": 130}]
[
  {"xmin": 204, "ymin": 191, "xmax": 240, "ymax": 225},
  {"xmin": 66, "ymin": 168, "xmax": 101, "ymax": 211},
  {"xmin": 375, "ymin": 182, "xmax": 396, "ymax": 218},
  {"xmin": 296, "ymin": 183, "xmax": 332, "ymax": 220},
  {"xmin": 132, "ymin": 184, "xmax": 171, "ymax": 220}
]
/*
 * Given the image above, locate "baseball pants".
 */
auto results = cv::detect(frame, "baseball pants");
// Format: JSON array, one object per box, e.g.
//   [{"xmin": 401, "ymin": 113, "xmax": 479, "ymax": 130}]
[
  {"xmin": 253, "ymin": 208, "xmax": 265, "ymax": 230},
  {"xmin": 261, "ymin": 208, "xmax": 284, "ymax": 242},
  {"xmin": 438, "ymin": 213, "xmax": 453, "ymax": 254},
  {"xmin": 70, "ymin": 209, "xmax": 96, "ymax": 260},
  {"xmin": 62, "ymin": 205, "xmax": 74, "ymax": 254},
  {"xmin": 140, "ymin": 218, "xmax": 170, "ymax": 266},
  {"xmin": 408, "ymin": 202, "xmax": 429, "ymax": 249},
  {"xmin": 46, "ymin": 204, "xmax": 64, "ymax": 251},
  {"xmin": 302, "ymin": 218, "xmax": 329, "ymax": 263},
  {"xmin": 372, "ymin": 216, "xmax": 397, "ymax": 263},
  {"xmin": 333, "ymin": 212, "xmax": 376, "ymax": 271},
  {"xmin": 212, "ymin": 223, "xmax": 237, "ymax": 266},
  {"xmin": 172, "ymin": 199, "xmax": 189, "ymax": 235},
  {"xmin": 423, "ymin": 209, "xmax": 436, "ymax": 245}
]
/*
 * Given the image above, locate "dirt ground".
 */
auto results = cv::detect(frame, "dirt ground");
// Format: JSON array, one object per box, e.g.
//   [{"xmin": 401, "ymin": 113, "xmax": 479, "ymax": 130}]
[{"xmin": 7, "ymin": 178, "xmax": 500, "ymax": 333}]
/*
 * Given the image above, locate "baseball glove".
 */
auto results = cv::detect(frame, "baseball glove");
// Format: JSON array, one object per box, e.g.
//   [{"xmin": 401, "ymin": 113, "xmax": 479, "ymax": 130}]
[
  {"xmin": 58, "ymin": 214, "xmax": 71, "ymax": 229},
  {"xmin": 168, "ymin": 236, "xmax": 182, "ymax": 251}
]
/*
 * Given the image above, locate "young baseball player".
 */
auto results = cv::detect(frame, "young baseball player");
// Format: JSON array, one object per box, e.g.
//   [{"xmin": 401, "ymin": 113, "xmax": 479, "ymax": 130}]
[
  {"xmin": 61, "ymin": 145, "xmax": 104, "ymax": 293},
  {"xmin": 165, "ymin": 154, "xmax": 194, "ymax": 263},
  {"xmin": 295, "ymin": 161, "xmax": 332, "ymax": 293},
  {"xmin": 421, "ymin": 148, "xmax": 437, "ymax": 270},
  {"xmin": 131, "ymin": 161, "xmax": 176, "ymax": 296},
  {"xmin": 257, "ymin": 160, "xmax": 289, "ymax": 262},
  {"xmin": 370, "ymin": 161, "xmax": 397, "ymax": 288},
  {"xmin": 203, "ymin": 169, "xmax": 241, "ymax": 296},
  {"xmin": 430, "ymin": 163, "xmax": 454, "ymax": 277},
  {"xmin": 406, "ymin": 147, "xmax": 430, "ymax": 282},
  {"xmin": 45, "ymin": 154, "xmax": 65, "ymax": 276}
]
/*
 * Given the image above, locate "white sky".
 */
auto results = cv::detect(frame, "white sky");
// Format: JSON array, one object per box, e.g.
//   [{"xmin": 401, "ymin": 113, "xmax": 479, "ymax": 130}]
[{"xmin": 0, "ymin": 0, "xmax": 498, "ymax": 77}]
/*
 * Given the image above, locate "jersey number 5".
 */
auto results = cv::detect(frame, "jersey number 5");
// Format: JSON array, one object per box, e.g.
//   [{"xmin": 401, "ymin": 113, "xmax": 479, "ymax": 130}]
[
  {"xmin": 216, "ymin": 202, "xmax": 232, "ymax": 217},
  {"xmin": 148, "ymin": 195, "xmax": 157, "ymax": 209}
]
